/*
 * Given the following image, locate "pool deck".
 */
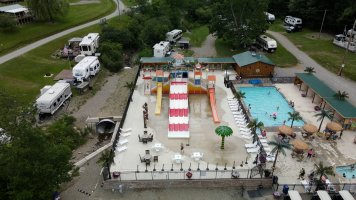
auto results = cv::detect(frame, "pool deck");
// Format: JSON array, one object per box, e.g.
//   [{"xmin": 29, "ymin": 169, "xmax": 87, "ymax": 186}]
[{"xmin": 111, "ymin": 70, "xmax": 356, "ymax": 186}]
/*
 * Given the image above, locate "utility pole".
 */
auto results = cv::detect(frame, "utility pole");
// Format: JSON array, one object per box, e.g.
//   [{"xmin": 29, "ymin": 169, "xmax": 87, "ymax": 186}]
[
  {"xmin": 338, "ymin": 19, "xmax": 356, "ymax": 76},
  {"xmin": 318, "ymin": 10, "xmax": 327, "ymax": 39}
]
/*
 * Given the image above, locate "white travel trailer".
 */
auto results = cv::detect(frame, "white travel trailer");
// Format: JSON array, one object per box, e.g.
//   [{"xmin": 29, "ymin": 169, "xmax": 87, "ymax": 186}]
[
  {"xmin": 153, "ymin": 41, "xmax": 170, "ymax": 57},
  {"xmin": 36, "ymin": 82, "xmax": 72, "ymax": 115},
  {"xmin": 333, "ymin": 34, "xmax": 356, "ymax": 52},
  {"xmin": 79, "ymin": 33, "xmax": 100, "ymax": 56},
  {"xmin": 265, "ymin": 12, "xmax": 275, "ymax": 22},
  {"xmin": 72, "ymin": 56, "xmax": 100, "ymax": 82},
  {"xmin": 166, "ymin": 29, "xmax": 183, "ymax": 43},
  {"xmin": 284, "ymin": 16, "xmax": 302, "ymax": 29},
  {"xmin": 256, "ymin": 35, "xmax": 277, "ymax": 52}
]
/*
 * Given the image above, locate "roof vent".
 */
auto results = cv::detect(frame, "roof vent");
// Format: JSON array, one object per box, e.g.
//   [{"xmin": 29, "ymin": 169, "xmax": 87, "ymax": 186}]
[
  {"xmin": 251, "ymin": 52, "xmax": 256, "ymax": 57},
  {"xmin": 48, "ymin": 90, "xmax": 55, "ymax": 94}
]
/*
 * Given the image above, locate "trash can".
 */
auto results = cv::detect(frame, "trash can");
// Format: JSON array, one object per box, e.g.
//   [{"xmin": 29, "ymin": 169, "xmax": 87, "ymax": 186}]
[
  {"xmin": 282, "ymin": 185, "xmax": 289, "ymax": 195},
  {"xmin": 273, "ymin": 176, "xmax": 279, "ymax": 184}
]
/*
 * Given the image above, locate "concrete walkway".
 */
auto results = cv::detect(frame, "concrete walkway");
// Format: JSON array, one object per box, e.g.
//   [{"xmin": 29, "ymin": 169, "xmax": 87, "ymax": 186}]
[
  {"xmin": 191, "ymin": 34, "xmax": 217, "ymax": 57},
  {"xmin": 0, "ymin": 0, "xmax": 126, "ymax": 65},
  {"xmin": 267, "ymin": 30, "xmax": 356, "ymax": 106}
]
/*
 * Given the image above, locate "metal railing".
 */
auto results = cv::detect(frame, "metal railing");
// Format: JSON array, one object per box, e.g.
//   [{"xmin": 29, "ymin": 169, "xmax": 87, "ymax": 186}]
[{"xmin": 273, "ymin": 183, "xmax": 356, "ymax": 194}]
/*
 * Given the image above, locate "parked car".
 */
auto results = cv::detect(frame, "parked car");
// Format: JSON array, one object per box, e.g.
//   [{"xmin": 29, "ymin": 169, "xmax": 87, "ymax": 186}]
[{"xmin": 286, "ymin": 26, "xmax": 301, "ymax": 33}]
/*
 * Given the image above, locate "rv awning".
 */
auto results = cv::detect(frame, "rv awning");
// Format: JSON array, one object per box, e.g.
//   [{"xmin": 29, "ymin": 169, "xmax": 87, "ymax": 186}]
[
  {"xmin": 288, "ymin": 190, "xmax": 302, "ymax": 200},
  {"xmin": 339, "ymin": 190, "xmax": 355, "ymax": 200},
  {"xmin": 317, "ymin": 191, "xmax": 332, "ymax": 200},
  {"xmin": 296, "ymin": 73, "xmax": 356, "ymax": 118}
]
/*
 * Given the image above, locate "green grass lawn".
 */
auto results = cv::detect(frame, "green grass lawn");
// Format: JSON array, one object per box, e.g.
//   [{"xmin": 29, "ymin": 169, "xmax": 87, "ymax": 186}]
[
  {"xmin": 215, "ymin": 38, "xmax": 242, "ymax": 57},
  {"xmin": 121, "ymin": 0, "xmax": 136, "ymax": 7},
  {"xmin": 183, "ymin": 25, "xmax": 209, "ymax": 47},
  {"xmin": 269, "ymin": 20, "xmax": 356, "ymax": 81},
  {"xmin": 0, "ymin": 0, "xmax": 116, "ymax": 56}
]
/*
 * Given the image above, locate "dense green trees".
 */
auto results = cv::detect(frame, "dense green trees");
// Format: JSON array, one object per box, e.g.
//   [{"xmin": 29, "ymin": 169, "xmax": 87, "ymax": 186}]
[
  {"xmin": 0, "ymin": 15, "xmax": 17, "ymax": 33},
  {"xmin": 27, "ymin": 0, "xmax": 69, "ymax": 22},
  {"xmin": 0, "ymin": 92, "xmax": 86, "ymax": 200},
  {"xmin": 269, "ymin": 0, "xmax": 356, "ymax": 32},
  {"xmin": 210, "ymin": 0, "xmax": 269, "ymax": 48}
]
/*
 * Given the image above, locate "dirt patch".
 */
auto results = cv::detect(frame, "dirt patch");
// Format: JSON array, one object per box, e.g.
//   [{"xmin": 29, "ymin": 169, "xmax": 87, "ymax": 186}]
[
  {"xmin": 305, "ymin": 32, "xmax": 333, "ymax": 41},
  {"xmin": 191, "ymin": 34, "xmax": 217, "ymax": 57}
]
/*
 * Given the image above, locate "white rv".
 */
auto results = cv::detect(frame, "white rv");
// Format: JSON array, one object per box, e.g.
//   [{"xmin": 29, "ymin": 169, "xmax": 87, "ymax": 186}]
[
  {"xmin": 265, "ymin": 12, "xmax": 275, "ymax": 22},
  {"xmin": 153, "ymin": 41, "xmax": 170, "ymax": 57},
  {"xmin": 72, "ymin": 56, "xmax": 100, "ymax": 82},
  {"xmin": 256, "ymin": 35, "xmax": 277, "ymax": 52},
  {"xmin": 333, "ymin": 34, "xmax": 356, "ymax": 52},
  {"xmin": 36, "ymin": 82, "xmax": 72, "ymax": 115},
  {"xmin": 284, "ymin": 16, "xmax": 302, "ymax": 29},
  {"xmin": 166, "ymin": 29, "xmax": 183, "ymax": 43},
  {"xmin": 79, "ymin": 33, "xmax": 100, "ymax": 56}
]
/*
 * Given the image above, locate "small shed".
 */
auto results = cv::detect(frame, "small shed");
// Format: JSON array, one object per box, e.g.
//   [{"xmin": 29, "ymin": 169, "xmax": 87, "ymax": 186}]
[{"xmin": 232, "ymin": 51, "xmax": 275, "ymax": 78}]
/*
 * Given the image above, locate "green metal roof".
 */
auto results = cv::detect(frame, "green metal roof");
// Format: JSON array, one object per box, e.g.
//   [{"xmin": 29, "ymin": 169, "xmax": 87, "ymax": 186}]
[
  {"xmin": 183, "ymin": 57, "xmax": 195, "ymax": 63},
  {"xmin": 232, "ymin": 51, "xmax": 274, "ymax": 67},
  {"xmin": 140, "ymin": 57, "xmax": 173, "ymax": 63},
  {"xmin": 197, "ymin": 57, "xmax": 235, "ymax": 63},
  {"xmin": 296, "ymin": 73, "xmax": 356, "ymax": 118}
]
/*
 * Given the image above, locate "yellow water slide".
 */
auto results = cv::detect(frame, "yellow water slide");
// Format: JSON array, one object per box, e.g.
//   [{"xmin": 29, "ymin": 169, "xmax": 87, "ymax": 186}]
[{"xmin": 155, "ymin": 83, "xmax": 163, "ymax": 115}]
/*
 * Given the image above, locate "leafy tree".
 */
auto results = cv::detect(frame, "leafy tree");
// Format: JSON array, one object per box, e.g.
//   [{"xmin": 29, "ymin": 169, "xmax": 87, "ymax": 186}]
[
  {"xmin": 247, "ymin": 118, "xmax": 264, "ymax": 135},
  {"xmin": 233, "ymin": 91, "xmax": 246, "ymax": 100},
  {"xmin": 27, "ymin": 0, "xmax": 69, "ymax": 22},
  {"xmin": 99, "ymin": 42, "xmax": 124, "ymax": 72},
  {"xmin": 268, "ymin": 140, "xmax": 292, "ymax": 171},
  {"xmin": 0, "ymin": 15, "xmax": 17, "ymax": 33},
  {"xmin": 139, "ymin": 16, "xmax": 172, "ymax": 46},
  {"xmin": 210, "ymin": 0, "xmax": 269, "ymax": 48},
  {"xmin": 333, "ymin": 90, "xmax": 349, "ymax": 101},
  {"xmin": 314, "ymin": 109, "xmax": 333, "ymax": 132},
  {"xmin": 287, "ymin": 111, "xmax": 303, "ymax": 127},
  {"xmin": 215, "ymin": 125, "xmax": 233, "ymax": 149},
  {"xmin": 304, "ymin": 67, "xmax": 316, "ymax": 74},
  {"xmin": 97, "ymin": 149, "xmax": 115, "ymax": 180},
  {"xmin": 101, "ymin": 25, "xmax": 141, "ymax": 50},
  {"xmin": 314, "ymin": 161, "xmax": 335, "ymax": 181}
]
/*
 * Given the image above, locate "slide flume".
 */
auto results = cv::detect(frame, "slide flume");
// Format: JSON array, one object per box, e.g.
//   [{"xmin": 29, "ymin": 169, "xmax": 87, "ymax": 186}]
[
  {"xmin": 209, "ymin": 88, "xmax": 220, "ymax": 123},
  {"xmin": 155, "ymin": 83, "xmax": 163, "ymax": 115}
]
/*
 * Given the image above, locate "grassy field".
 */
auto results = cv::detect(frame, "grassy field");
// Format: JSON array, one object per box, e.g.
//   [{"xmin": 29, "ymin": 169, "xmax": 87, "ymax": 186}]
[
  {"xmin": 215, "ymin": 39, "xmax": 241, "ymax": 57},
  {"xmin": 121, "ymin": 0, "xmax": 136, "ymax": 7},
  {"xmin": 269, "ymin": 20, "xmax": 356, "ymax": 81},
  {"xmin": 183, "ymin": 25, "xmax": 210, "ymax": 47},
  {"xmin": 0, "ymin": 0, "xmax": 116, "ymax": 56}
]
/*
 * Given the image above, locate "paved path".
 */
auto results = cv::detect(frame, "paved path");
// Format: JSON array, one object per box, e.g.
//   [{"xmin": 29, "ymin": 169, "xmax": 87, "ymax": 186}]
[
  {"xmin": 0, "ymin": 0, "xmax": 126, "ymax": 65},
  {"xmin": 267, "ymin": 30, "xmax": 356, "ymax": 106},
  {"xmin": 191, "ymin": 34, "xmax": 217, "ymax": 57}
]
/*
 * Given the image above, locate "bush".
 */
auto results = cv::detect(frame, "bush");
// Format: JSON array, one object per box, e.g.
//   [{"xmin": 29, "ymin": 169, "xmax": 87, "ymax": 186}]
[
  {"xmin": 0, "ymin": 15, "xmax": 17, "ymax": 33},
  {"xmin": 99, "ymin": 42, "xmax": 124, "ymax": 72}
]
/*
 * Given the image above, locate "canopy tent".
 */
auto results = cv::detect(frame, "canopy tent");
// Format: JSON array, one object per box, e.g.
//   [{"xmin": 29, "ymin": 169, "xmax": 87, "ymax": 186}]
[
  {"xmin": 303, "ymin": 124, "xmax": 318, "ymax": 134},
  {"xmin": 326, "ymin": 122, "xmax": 343, "ymax": 132},
  {"xmin": 278, "ymin": 125, "xmax": 294, "ymax": 136},
  {"xmin": 292, "ymin": 139, "xmax": 308, "ymax": 150}
]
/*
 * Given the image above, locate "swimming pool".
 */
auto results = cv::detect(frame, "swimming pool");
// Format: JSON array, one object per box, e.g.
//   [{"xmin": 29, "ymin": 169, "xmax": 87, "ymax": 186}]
[
  {"xmin": 239, "ymin": 87, "xmax": 304, "ymax": 127},
  {"xmin": 336, "ymin": 165, "xmax": 356, "ymax": 179}
]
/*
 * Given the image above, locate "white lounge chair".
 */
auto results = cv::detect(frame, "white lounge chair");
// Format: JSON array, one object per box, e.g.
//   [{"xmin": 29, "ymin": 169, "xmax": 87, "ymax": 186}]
[
  {"xmin": 260, "ymin": 139, "xmax": 268, "ymax": 143},
  {"xmin": 116, "ymin": 146, "xmax": 127, "ymax": 152},
  {"xmin": 120, "ymin": 128, "xmax": 132, "ymax": 133},
  {"xmin": 263, "ymin": 147, "xmax": 272, "ymax": 152},
  {"xmin": 121, "ymin": 132, "xmax": 131, "ymax": 137},
  {"xmin": 266, "ymin": 154, "xmax": 275, "ymax": 162},
  {"xmin": 119, "ymin": 139, "xmax": 128, "ymax": 145},
  {"xmin": 247, "ymin": 147, "xmax": 260, "ymax": 153},
  {"xmin": 242, "ymin": 135, "xmax": 253, "ymax": 139},
  {"xmin": 245, "ymin": 141, "xmax": 258, "ymax": 148}
]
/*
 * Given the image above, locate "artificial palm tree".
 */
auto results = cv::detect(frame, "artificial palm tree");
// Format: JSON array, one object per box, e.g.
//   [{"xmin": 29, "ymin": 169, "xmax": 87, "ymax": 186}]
[
  {"xmin": 333, "ymin": 90, "xmax": 349, "ymax": 101},
  {"xmin": 315, "ymin": 109, "xmax": 333, "ymax": 132},
  {"xmin": 215, "ymin": 126, "xmax": 233, "ymax": 150},
  {"xmin": 233, "ymin": 91, "xmax": 246, "ymax": 101},
  {"xmin": 304, "ymin": 67, "xmax": 316, "ymax": 74},
  {"xmin": 287, "ymin": 111, "xmax": 303, "ymax": 128},
  {"xmin": 314, "ymin": 161, "xmax": 335, "ymax": 181},
  {"xmin": 124, "ymin": 81, "xmax": 136, "ymax": 101},
  {"xmin": 97, "ymin": 149, "xmax": 115, "ymax": 179},
  {"xmin": 268, "ymin": 140, "xmax": 292, "ymax": 171}
]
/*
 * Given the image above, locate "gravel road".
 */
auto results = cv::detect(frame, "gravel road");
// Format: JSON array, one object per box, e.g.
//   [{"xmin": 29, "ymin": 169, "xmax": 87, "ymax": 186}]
[{"xmin": 191, "ymin": 34, "xmax": 217, "ymax": 57}]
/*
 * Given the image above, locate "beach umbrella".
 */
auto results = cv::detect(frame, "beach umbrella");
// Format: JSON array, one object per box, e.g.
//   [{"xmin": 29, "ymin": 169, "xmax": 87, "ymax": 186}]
[
  {"xmin": 302, "ymin": 124, "xmax": 318, "ymax": 135},
  {"xmin": 278, "ymin": 125, "xmax": 293, "ymax": 136},
  {"xmin": 292, "ymin": 139, "xmax": 308, "ymax": 150},
  {"xmin": 326, "ymin": 122, "xmax": 343, "ymax": 132}
]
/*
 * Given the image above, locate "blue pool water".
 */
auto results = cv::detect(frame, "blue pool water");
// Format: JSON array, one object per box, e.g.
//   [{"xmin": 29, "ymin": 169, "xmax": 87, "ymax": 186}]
[
  {"xmin": 239, "ymin": 87, "xmax": 304, "ymax": 127},
  {"xmin": 336, "ymin": 165, "xmax": 356, "ymax": 179}
]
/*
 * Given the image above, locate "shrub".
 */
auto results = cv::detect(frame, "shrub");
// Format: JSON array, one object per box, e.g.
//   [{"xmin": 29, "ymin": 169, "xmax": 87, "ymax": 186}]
[{"xmin": 0, "ymin": 15, "xmax": 17, "ymax": 33}]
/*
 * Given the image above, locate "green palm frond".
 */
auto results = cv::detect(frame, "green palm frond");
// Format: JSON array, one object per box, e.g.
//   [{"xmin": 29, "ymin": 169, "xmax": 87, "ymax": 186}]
[
  {"xmin": 215, "ymin": 126, "xmax": 233, "ymax": 137},
  {"xmin": 268, "ymin": 140, "xmax": 292, "ymax": 156}
]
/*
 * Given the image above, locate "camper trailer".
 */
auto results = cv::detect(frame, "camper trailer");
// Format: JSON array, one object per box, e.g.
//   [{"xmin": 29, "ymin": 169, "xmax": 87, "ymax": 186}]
[
  {"xmin": 265, "ymin": 12, "xmax": 275, "ymax": 22},
  {"xmin": 36, "ymin": 82, "xmax": 72, "ymax": 115},
  {"xmin": 166, "ymin": 29, "xmax": 183, "ymax": 43},
  {"xmin": 72, "ymin": 56, "xmax": 100, "ymax": 82},
  {"xmin": 333, "ymin": 28, "xmax": 356, "ymax": 52},
  {"xmin": 284, "ymin": 16, "xmax": 302, "ymax": 30},
  {"xmin": 153, "ymin": 41, "xmax": 170, "ymax": 57},
  {"xmin": 256, "ymin": 35, "xmax": 277, "ymax": 52},
  {"xmin": 79, "ymin": 33, "xmax": 100, "ymax": 56}
]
